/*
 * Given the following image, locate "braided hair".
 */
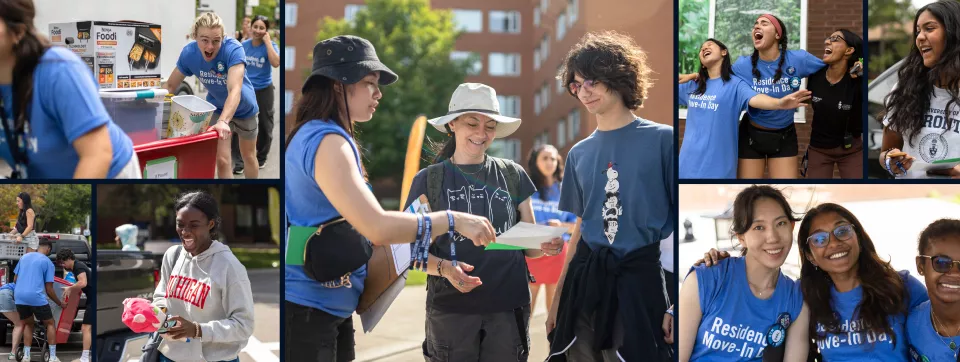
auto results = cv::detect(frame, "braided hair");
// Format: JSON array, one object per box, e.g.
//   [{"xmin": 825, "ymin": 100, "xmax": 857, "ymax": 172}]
[{"xmin": 751, "ymin": 14, "xmax": 789, "ymax": 83}]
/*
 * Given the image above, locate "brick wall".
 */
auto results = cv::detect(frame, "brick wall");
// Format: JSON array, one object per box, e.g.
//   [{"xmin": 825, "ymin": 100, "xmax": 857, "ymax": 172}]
[{"xmin": 678, "ymin": 0, "xmax": 863, "ymax": 179}]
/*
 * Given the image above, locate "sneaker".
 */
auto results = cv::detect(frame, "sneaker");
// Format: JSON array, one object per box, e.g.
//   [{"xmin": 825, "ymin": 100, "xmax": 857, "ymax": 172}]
[
  {"xmin": 21, "ymin": 356, "xmax": 28, "ymax": 362},
  {"xmin": 6, "ymin": 352, "xmax": 14, "ymax": 360},
  {"xmin": 233, "ymin": 165, "xmax": 243, "ymax": 174},
  {"xmin": 47, "ymin": 357, "xmax": 59, "ymax": 362},
  {"xmin": 258, "ymin": 160, "xmax": 266, "ymax": 169}
]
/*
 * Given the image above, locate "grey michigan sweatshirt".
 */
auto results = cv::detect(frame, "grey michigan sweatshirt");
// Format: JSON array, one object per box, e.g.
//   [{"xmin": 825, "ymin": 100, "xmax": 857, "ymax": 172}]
[{"xmin": 153, "ymin": 241, "xmax": 255, "ymax": 362}]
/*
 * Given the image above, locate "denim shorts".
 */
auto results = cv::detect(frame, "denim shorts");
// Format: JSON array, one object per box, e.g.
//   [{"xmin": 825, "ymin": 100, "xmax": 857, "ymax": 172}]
[{"xmin": 0, "ymin": 289, "xmax": 14, "ymax": 313}]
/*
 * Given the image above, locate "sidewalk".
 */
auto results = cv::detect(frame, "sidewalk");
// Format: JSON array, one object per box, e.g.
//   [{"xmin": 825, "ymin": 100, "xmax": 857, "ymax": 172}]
[{"xmin": 352, "ymin": 285, "xmax": 553, "ymax": 362}]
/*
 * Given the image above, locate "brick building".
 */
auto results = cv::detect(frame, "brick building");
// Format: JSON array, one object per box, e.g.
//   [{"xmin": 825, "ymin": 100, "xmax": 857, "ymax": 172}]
[
  {"xmin": 677, "ymin": 0, "xmax": 863, "ymax": 178},
  {"xmin": 283, "ymin": 0, "xmax": 673, "ymax": 164}
]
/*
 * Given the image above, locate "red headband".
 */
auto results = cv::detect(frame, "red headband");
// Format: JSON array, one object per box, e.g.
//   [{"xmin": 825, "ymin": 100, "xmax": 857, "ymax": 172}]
[{"xmin": 758, "ymin": 14, "xmax": 782, "ymax": 38}]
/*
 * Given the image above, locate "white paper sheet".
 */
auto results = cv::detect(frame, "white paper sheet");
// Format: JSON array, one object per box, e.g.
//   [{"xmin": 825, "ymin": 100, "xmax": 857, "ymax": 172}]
[
  {"xmin": 495, "ymin": 222, "xmax": 568, "ymax": 249},
  {"xmin": 901, "ymin": 159, "xmax": 960, "ymax": 179}
]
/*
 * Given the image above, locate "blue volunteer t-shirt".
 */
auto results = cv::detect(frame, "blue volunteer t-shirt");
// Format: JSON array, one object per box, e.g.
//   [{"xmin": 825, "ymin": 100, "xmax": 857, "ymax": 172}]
[
  {"xmin": 907, "ymin": 301, "xmax": 959, "ymax": 362},
  {"xmin": 284, "ymin": 120, "xmax": 366, "ymax": 319},
  {"xmin": 241, "ymin": 39, "xmax": 278, "ymax": 90},
  {"xmin": 558, "ymin": 118, "xmax": 675, "ymax": 257},
  {"xmin": 678, "ymin": 77, "xmax": 758, "ymax": 179},
  {"xmin": 532, "ymin": 183, "xmax": 577, "ymax": 242},
  {"xmin": 690, "ymin": 257, "xmax": 804, "ymax": 361},
  {"xmin": 817, "ymin": 270, "xmax": 928, "ymax": 360},
  {"xmin": 176, "ymin": 38, "xmax": 259, "ymax": 119},
  {"xmin": 0, "ymin": 47, "xmax": 133, "ymax": 178},
  {"xmin": 732, "ymin": 50, "xmax": 825, "ymax": 129},
  {"xmin": 13, "ymin": 252, "xmax": 54, "ymax": 307}
]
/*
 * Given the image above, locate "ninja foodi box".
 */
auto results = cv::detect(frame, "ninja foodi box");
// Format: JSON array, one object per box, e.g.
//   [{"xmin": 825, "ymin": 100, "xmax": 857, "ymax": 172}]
[{"xmin": 50, "ymin": 21, "xmax": 162, "ymax": 90}]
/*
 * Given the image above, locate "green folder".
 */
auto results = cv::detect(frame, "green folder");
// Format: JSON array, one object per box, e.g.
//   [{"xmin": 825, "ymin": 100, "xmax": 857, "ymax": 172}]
[
  {"xmin": 484, "ymin": 243, "xmax": 527, "ymax": 251},
  {"xmin": 932, "ymin": 157, "xmax": 960, "ymax": 164},
  {"xmin": 286, "ymin": 226, "xmax": 317, "ymax": 266}
]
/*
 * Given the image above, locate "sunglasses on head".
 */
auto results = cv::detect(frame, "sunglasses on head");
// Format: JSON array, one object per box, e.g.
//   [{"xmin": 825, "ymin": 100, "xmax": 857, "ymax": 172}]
[
  {"xmin": 568, "ymin": 79, "xmax": 601, "ymax": 96},
  {"xmin": 806, "ymin": 224, "xmax": 855, "ymax": 248},
  {"xmin": 918, "ymin": 255, "xmax": 960, "ymax": 274}
]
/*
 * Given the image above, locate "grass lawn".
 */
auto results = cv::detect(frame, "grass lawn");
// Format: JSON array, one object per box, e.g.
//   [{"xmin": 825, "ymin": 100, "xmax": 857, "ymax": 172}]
[{"xmin": 232, "ymin": 248, "xmax": 280, "ymax": 269}]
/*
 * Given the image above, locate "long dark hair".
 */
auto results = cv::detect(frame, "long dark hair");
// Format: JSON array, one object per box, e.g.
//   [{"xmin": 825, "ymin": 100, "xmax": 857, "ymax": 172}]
[
  {"xmin": 429, "ymin": 122, "xmax": 457, "ymax": 164},
  {"xmin": 884, "ymin": 0, "xmax": 960, "ymax": 147},
  {"xmin": 797, "ymin": 203, "xmax": 906, "ymax": 348},
  {"xmin": 0, "ymin": 0, "xmax": 50, "ymax": 149},
  {"xmin": 835, "ymin": 29, "xmax": 863, "ymax": 71},
  {"xmin": 730, "ymin": 185, "xmax": 800, "ymax": 256},
  {"xmin": 751, "ymin": 14, "xmax": 789, "ymax": 83},
  {"xmin": 527, "ymin": 144, "xmax": 563, "ymax": 201},
  {"xmin": 286, "ymin": 76, "xmax": 366, "ymax": 177},
  {"xmin": 251, "ymin": 15, "xmax": 270, "ymax": 30},
  {"xmin": 17, "ymin": 191, "xmax": 31, "ymax": 211},
  {"xmin": 175, "ymin": 191, "xmax": 221, "ymax": 240},
  {"xmin": 694, "ymin": 38, "xmax": 733, "ymax": 96}
]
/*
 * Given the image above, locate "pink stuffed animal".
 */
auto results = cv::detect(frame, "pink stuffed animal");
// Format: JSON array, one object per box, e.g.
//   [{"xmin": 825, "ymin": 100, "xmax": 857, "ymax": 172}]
[{"xmin": 122, "ymin": 298, "xmax": 166, "ymax": 333}]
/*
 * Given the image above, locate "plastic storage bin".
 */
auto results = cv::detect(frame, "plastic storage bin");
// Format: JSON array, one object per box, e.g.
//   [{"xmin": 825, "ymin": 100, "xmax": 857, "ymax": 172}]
[
  {"xmin": 169, "ymin": 95, "xmax": 216, "ymax": 138},
  {"xmin": 135, "ymin": 130, "xmax": 219, "ymax": 179},
  {"xmin": 100, "ymin": 89, "xmax": 168, "ymax": 146}
]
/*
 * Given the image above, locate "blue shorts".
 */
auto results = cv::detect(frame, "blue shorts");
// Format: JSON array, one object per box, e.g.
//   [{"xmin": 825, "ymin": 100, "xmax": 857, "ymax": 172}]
[{"xmin": 0, "ymin": 289, "xmax": 14, "ymax": 313}]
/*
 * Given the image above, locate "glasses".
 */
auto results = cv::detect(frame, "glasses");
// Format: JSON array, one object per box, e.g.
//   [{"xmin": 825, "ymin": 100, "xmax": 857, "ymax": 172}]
[
  {"xmin": 918, "ymin": 255, "xmax": 960, "ymax": 274},
  {"xmin": 826, "ymin": 35, "xmax": 845, "ymax": 43},
  {"xmin": 806, "ymin": 224, "xmax": 855, "ymax": 248},
  {"xmin": 568, "ymin": 79, "xmax": 601, "ymax": 96}
]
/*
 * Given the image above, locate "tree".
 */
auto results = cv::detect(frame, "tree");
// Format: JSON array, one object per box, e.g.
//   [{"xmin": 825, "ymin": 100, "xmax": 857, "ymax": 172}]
[
  {"xmin": 315, "ymin": 0, "xmax": 471, "ymax": 183},
  {"xmin": 36, "ymin": 185, "xmax": 91, "ymax": 232},
  {"xmin": 235, "ymin": 0, "xmax": 279, "ymax": 28},
  {"xmin": 867, "ymin": 0, "xmax": 916, "ymax": 75}
]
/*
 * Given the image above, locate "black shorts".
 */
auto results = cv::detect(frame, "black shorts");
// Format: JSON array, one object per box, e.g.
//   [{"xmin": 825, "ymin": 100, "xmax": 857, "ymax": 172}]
[
  {"xmin": 285, "ymin": 301, "xmax": 355, "ymax": 362},
  {"xmin": 17, "ymin": 304, "xmax": 53, "ymax": 321},
  {"xmin": 738, "ymin": 117, "xmax": 800, "ymax": 159}
]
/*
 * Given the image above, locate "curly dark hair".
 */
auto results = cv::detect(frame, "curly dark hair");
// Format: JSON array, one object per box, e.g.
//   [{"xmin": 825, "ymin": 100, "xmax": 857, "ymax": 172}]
[
  {"xmin": 694, "ymin": 38, "xmax": 733, "ymax": 96},
  {"xmin": 559, "ymin": 30, "xmax": 652, "ymax": 110},
  {"xmin": 56, "ymin": 247, "xmax": 75, "ymax": 262},
  {"xmin": 917, "ymin": 218, "xmax": 960, "ymax": 255},
  {"xmin": 175, "ymin": 190, "xmax": 221, "ymax": 240},
  {"xmin": 797, "ymin": 203, "xmax": 906, "ymax": 348},
  {"xmin": 751, "ymin": 14, "xmax": 789, "ymax": 83},
  {"xmin": 883, "ymin": 0, "xmax": 960, "ymax": 148},
  {"xmin": 730, "ymin": 185, "xmax": 801, "ymax": 256},
  {"xmin": 526, "ymin": 144, "xmax": 563, "ymax": 201}
]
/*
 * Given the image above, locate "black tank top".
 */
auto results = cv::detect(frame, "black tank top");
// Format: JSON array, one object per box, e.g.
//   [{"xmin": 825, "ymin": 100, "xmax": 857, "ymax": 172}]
[{"xmin": 15, "ymin": 208, "xmax": 29, "ymax": 234}]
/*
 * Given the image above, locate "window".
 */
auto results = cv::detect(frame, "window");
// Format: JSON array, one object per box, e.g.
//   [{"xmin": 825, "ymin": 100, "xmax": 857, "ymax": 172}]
[
  {"xmin": 451, "ymin": 51, "xmax": 482, "ymax": 75},
  {"xmin": 567, "ymin": 0, "xmax": 578, "ymax": 24},
  {"xmin": 534, "ymin": 46, "xmax": 541, "ymax": 70},
  {"xmin": 284, "ymin": 90, "xmax": 294, "ymax": 115},
  {"xmin": 568, "ymin": 109, "xmax": 580, "ymax": 141},
  {"xmin": 535, "ymin": 93, "xmax": 541, "ymax": 115},
  {"xmin": 285, "ymin": 3, "xmax": 298, "ymax": 27},
  {"xmin": 541, "ymin": 0, "xmax": 549, "ymax": 13},
  {"xmin": 452, "ymin": 9, "xmax": 483, "ymax": 33},
  {"xmin": 541, "ymin": 83, "xmax": 550, "ymax": 110},
  {"xmin": 557, "ymin": 120, "xmax": 567, "ymax": 148},
  {"xmin": 556, "ymin": 14, "xmax": 567, "ymax": 40},
  {"xmin": 497, "ymin": 95, "xmax": 521, "ymax": 117},
  {"xmin": 541, "ymin": 35, "xmax": 550, "ymax": 62},
  {"xmin": 535, "ymin": 131, "xmax": 550, "ymax": 147},
  {"xmin": 556, "ymin": 65, "xmax": 565, "ymax": 93},
  {"xmin": 489, "ymin": 53, "xmax": 521, "ymax": 76},
  {"xmin": 285, "ymin": 46, "xmax": 295, "ymax": 70},
  {"xmin": 345, "ymin": 4, "xmax": 366, "ymax": 22},
  {"xmin": 490, "ymin": 139, "xmax": 522, "ymax": 162},
  {"xmin": 534, "ymin": 6, "xmax": 541, "ymax": 26},
  {"xmin": 489, "ymin": 11, "xmax": 521, "ymax": 33}
]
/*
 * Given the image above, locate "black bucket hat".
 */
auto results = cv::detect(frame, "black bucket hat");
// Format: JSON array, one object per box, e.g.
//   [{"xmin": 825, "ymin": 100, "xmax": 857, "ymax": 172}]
[{"xmin": 303, "ymin": 35, "xmax": 398, "ymax": 92}]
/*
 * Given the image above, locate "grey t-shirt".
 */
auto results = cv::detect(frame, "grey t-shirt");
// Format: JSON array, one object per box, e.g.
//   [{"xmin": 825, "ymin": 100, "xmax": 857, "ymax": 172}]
[{"xmin": 404, "ymin": 156, "xmax": 537, "ymax": 314}]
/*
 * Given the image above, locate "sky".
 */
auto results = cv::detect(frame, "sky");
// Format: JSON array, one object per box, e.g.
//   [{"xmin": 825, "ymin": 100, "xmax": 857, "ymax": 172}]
[{"xmin": 911, "ymin": 0, "xmax": 936, "ymax": 7}]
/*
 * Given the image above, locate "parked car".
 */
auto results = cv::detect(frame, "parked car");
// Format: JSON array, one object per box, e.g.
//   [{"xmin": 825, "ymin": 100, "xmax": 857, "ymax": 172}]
[
  {"xmin": 95, "ymin": 249, "xmax": 164, "ymax": 362},
  {"xmin": 867, "ymin": 59, "xmax": 904, "ymax": 179},
  {"xmin": 0, "ymin": 233, "xmax": 90, "ymax": 346}
]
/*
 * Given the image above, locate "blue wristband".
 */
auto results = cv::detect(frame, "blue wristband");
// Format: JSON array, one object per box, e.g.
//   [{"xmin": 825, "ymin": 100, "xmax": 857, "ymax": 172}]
[
  {"xmin": 421, "ymin": 213, "xmax": 432, "ymax": 271},
  {"xmin": 413, "ymin": 213, "xmax": 424, "ymax": 268},
  {"xmin": 447, "ymin": 210, "xmax": 457, "ymax": 267}
]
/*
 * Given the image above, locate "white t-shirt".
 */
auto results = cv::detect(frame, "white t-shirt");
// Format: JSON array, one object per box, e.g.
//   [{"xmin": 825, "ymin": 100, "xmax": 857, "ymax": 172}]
[
  {"xmin": 659, "ymin": 232, "xmax": 674, "ymax": 273},
  {"xmin": 883, "ymin": 86, "xmax": 960, "ymax": 178}
]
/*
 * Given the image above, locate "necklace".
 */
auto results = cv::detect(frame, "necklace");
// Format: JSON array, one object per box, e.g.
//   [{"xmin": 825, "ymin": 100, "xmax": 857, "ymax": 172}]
[
  {"xmin": 451, "ymin": 154, "xmax": 486, "ymax": 177},
  {"xmin": 747, "ymin": 278, "xmax": 777, "ymax": 297},
  {"xmin": 931, "ymin": 308, "xmax": 960, "ymax": 351}
]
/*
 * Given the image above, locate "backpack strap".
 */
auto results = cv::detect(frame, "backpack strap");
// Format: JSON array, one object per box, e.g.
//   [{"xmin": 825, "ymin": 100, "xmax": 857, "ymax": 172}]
[
  {"xmin": 425, "ymin": 161, "xmax": 446, "ymax": 213},
  {"xmin": 492, "ymin": 157, "xmax": 520, "ymax": 204}
]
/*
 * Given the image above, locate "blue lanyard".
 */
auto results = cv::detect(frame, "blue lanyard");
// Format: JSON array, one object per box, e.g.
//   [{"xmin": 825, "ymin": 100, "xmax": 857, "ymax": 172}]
[{"xmin": 447, "ymin": 210, "xmax": 456, "ymax": 267}]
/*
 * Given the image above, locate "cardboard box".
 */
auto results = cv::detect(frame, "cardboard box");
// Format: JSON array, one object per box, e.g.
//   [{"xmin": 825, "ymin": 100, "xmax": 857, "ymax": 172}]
[{"xmin": 50, "ymin": 21, "xmax": 162, "ymax": 90}]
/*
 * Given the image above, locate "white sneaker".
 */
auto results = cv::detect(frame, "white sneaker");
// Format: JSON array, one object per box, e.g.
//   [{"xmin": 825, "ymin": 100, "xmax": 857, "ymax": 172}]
[
  {"xmin": 21, "ymin": 356, "xmax": 28, "ymax": 362},
  {"xmin": 6, "ymin": 352, "xmax": 14, "ymax": 360},
  {"xmin": 47, "ymin": 357, "xmax": 59, "ymax": 362}
]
